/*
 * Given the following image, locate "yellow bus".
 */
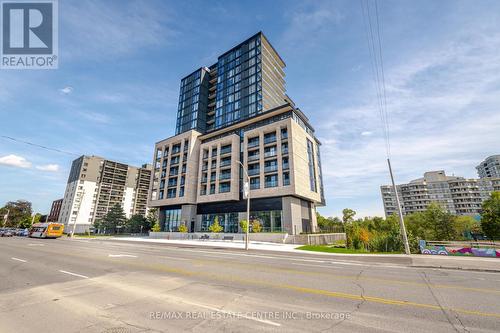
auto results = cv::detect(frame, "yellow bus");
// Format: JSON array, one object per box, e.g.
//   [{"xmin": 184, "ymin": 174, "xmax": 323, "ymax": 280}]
[{"xmin": 29, "ymin": 223, "xmax": 65, "ymax": 239}]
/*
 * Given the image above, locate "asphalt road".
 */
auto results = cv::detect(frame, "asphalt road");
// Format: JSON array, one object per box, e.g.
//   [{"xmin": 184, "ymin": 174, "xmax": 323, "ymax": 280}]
[{"xmin": 0, "ymin": 237, "xmax": 499, "ymax": 333}]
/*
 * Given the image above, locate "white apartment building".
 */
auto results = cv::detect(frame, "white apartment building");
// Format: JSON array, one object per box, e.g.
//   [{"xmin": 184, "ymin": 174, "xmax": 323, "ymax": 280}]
[
  {"xmin": 381, "ymin": 170, "xmax": 500, "ymax": 217},
  {"xmin": 58, "ymin": 155, "xmax": 152, "ymax": 233},
  {"xmin": 476, "ymin": 155, "xmax": 500, "ymax": 179}
]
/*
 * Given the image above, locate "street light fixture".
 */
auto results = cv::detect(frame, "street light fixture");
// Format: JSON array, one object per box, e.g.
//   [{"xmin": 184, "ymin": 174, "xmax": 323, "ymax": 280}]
[{"xmin": 236, "ymin": 160, "xmax": 250, "ymax": 251}]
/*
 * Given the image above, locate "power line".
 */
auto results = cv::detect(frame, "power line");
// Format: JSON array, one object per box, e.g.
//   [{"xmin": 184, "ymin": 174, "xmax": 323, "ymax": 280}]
[
  {"xmin": 361, "ymin": 0, "xmax": 390, "ymax": 158},
  {"xmin": 0, "ymin": 135, "xmax": 80, "ymax": 156}
]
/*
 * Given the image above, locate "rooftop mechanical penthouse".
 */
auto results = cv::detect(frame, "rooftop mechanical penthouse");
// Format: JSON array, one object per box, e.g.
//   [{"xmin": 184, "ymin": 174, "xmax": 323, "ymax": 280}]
[{"xmin": 149, "ymin": 32, "xmax": 325, "ymax": 234}]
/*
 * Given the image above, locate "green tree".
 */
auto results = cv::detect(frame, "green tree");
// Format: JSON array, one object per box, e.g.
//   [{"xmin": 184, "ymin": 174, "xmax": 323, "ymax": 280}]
[
  {"xmin": 209, "ymin": 216, "xmax": 223, "ymax": 233},
  {"xmin": 151, "ymin": 221, "xmax": 161, "ymax": 232},
  {"xmin": 425, "ymin": 203, "xmax": 457, "ymax": 240},
  {"xmin": 127, "ymin": 214, "xmax": 150, "ymax": 233},
  {"xmin": 18, "ymin": 215, "xmax": 33, "ymax": 229},
  {"xmin": 251, "ymin": 220, "xmax": 262, "ymax": 233},
  {"xmin": 1, "ymin": 200, "xmax": 32, "ymax": 227},
  {"xmin": 342, "ymin": 208, "xmax": 356, "ymax": 224},
  {"xmin": 239, "ymin": 219, "xmax": 248, "ymax": 232},
  {"xmin": 178, "ymin": 223, "xmax": 188, "ymax": 233},
  {"xmin": 93, "ymin": 219, "xmax": 103, "ymax": 233},
  {"xmin": 101, "ymin": 204, "xmax": 127, "ymax": 234},
  {"xmin": 146, "ymin": 208, "xmax": 159, "ymax": 228},
  {"xmin": 481, "ymin": 192, "xmax": 500, "ymax": 240}
]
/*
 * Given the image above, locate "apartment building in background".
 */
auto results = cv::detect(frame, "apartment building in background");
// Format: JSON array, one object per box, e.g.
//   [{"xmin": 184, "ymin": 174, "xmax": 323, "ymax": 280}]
[
  {"xmin": 47, "ymin": 198, "xmax": 63, "ymax": 222},
  {"xmin": 381, "ymin": 170, "xmax": 500, "ymax": 217},
  {"xmin": 149, "ymin": 32, "xmax": 325, "ymax": 234},
  {"xmin": 476, "ymin": 155, "xmax": 500, "ymax": 178},
  {"xmin": 58, "ymin": 155, "xmax": 152, "ymax": 233}
]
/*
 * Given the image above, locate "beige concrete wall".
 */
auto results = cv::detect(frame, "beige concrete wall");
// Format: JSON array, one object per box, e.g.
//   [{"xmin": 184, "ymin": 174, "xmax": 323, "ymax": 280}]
[
  {"xmin": 149, "ymin": 130, "xmax": 202, "ymax": 207},
  {"xmin": 197, "ymin": 134, "xmax": 240, "ymax": 203},
  {"xmin": 289, "ymin": 120, "xmax": 322, "ymax": 204},
  {"xmin": 243, "ymin": 118, "xmax": 295, "ymax": 199}
]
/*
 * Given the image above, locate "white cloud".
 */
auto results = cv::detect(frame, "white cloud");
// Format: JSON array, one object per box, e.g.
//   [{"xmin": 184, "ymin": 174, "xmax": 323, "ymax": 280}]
[
  {"xmin": 62, "ymin": 1, "xmax": 177, "ymax": 59},
  {"xmin": 315, "ymin": 27, "xmax": 500, "ymax": 217},
  {"xmin": 282, "ymin": 1, "xmax": 343, "ymax": 48},
  {"xmin": 0, "ymin": 155, "xmax": 32, "ymax": 169},
  {"xmin": 35, "ymin": 164, "xmax": 60, "ymax": 172},
  {"xmin": 59, "ymin": 86, "xmax": 74, "ymax": 95}
]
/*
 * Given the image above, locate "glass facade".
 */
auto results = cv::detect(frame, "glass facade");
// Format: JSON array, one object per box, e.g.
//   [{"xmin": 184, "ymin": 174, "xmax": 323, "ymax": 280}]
[
  {"xmin": 250, "ymin": 210, "xmax": 282, "ymax": 232},
  {"xmin": 201, "ymin": 213, "xmax": 239, "ymax": 233},
  {"xmin": 307, "ymin": 139, "xmax": 317, "ymax": 192},
  {"xmin": 176, "ymin": 68, "xmax": 209, "ymax": 134},
  {"xmin": 162, "ymin": 208, "xmax": 182, "ymax": 231},
  {"xmin": 214, "ymin": 35, "xmax": 263, "ymax": 130}
]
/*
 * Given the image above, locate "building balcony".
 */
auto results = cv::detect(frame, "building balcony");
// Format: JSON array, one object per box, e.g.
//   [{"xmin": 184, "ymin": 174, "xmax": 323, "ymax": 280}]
[
  {"xmin": 247, "ymin": 141, "xmax": 259, "ymax": 148},
  {"xmin": 282, "ymin": 163, "xmax": 289, "ymax": 170},
  {"xmin": 248, "ymin": 154, "xmax": 260, "ymax": 161},
  {"xmin": 265, "ymin": 181, "xmax": 278, "ymax": 188},
  {"xmin": 264, "ymin": 137, "xmax": 277, "ymax": 145},
  {"xmin": 248, "ymin": 169, "xmax": 260, "ymax": 176},
  {"xmin": 219, "ymin": 174, "xmax": 231, "ymax": 181},
  {"xmin": 220, "ymin": 160, "xmax": 231, "ymax": 167},
  {"xmin": 264, "ymin": 166, "xmax": 278, "ymax": 173},
  {"xmin": 201, "ymin": 177, "xmax": 208, "ymax": 183},
  {"xmin": 264, "ymin": 151, "xmax": 277, "ymax": 158},
  {"xmin": 220, "ymin": 148, "xmax": 231, "ymax": 155}
]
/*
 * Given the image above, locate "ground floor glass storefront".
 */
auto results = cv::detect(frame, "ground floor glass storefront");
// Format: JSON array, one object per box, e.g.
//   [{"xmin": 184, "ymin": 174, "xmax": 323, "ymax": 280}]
[
  {"xmin": 201, "ymin": 213, "xmax": 239, "ymax": 233},
  {"xmin": 162, "ymin": 208, "xmax": 182, "ymax": 231},
  {"xmin": 250, "ymin": 210, "xmax": 282, "ymax": 232}
]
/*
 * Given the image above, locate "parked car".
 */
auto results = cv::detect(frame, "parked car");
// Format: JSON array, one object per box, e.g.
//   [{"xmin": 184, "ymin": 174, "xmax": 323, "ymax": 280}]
[
  {"xmin": 16, "ymin": 229, "xmax": 29, "ymax": 237},
  {"xmin": 0, "ymin": 229, "xmax": 14, "ymax": 237}
]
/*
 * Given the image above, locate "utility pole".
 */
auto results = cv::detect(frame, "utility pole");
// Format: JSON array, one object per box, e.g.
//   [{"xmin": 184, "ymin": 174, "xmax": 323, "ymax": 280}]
[
  {"xmin": 237, "ymin": 161, "xmax": 250, "ymax": 251},
  {"xmin": 2, "ymin": 209, "xmax": 9, "ymax": 227},
  {"xmin": 387, "ymin": 158, "xmax": 411, "ymax": 255}
]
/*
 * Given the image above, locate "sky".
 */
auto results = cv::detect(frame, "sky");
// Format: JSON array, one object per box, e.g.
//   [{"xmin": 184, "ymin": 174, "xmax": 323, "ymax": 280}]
[{"xmin": 1, "ymin": 0, "xmax": 500, "ymax": 218}]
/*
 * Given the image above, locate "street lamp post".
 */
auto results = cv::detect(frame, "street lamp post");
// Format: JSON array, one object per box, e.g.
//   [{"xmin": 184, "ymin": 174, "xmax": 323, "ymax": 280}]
[{"xmin": 237, "ymin": 161, "xmax": 250, "ymax": 251}]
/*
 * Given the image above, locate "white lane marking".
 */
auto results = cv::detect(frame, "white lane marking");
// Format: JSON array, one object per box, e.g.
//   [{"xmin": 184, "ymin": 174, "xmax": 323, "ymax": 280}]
[
  {"xmin": 71, "ymin": 240, "xmax": 91, "ymax": 243},
  {"xmin": 28, "ymin": 243, "xmax": 44, "ymax": 246},
  {"xmin": 11, "ymin": 257, "xmax": 27, "ymax": 263},
  {"xmin": 108, "ymin": 254, "xmax": 138, "ymax": 258},
  {"xmin": 58, "ymin": 270, "xmax": 89, "ymax": 279},
  {"xmin": 292, "ymin": 263, "xmax": 338, "ymax": 269},
  {"xmin": 163, "ymin": 255, "xmax": 190, "ymax": 261}
]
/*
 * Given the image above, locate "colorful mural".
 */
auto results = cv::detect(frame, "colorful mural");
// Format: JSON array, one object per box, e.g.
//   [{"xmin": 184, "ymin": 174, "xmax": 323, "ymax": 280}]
[{"xmin": 419, "ymin": 240, "xmax": 500, "ymax": 258}]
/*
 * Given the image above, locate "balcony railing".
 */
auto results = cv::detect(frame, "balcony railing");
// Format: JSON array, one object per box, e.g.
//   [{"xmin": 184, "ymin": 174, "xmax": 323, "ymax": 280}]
[
  {"xmin": 219, "ymin": 187, "xmax": 231, "ymax": 193},
  {"xmin": 220, "ymin": 147, "xmax": 231, "ymax": 155},
  {"xmin": 282, "ymin": 163, "xmax": 289, "ymax": 170},
  {"xmin": 264, "ymin": 137, "xmax": 277, "ymax": 144},
  {"xmin": 248, "ymin": 140, "xmax": 259, "ymax": 148},
  {"xmin": 282, "ymin": 148, "xmax": 289, "ymax": 155},
  {"xmin": 264, "ymin": 166, "xmax": 278, "ymax": 173},
  {"xmin": 250, "ymin": 183, "xmax": 260, "ymax": 190},
  {"xmin": 219, "ymin": 174, "xmax": 231, "ymax": 180},
  {"xmin": 264, "ymin": 151, "xmax": 277, "ymax": 158},
  {"xmin": 265, "ymin": 181, "xmax": 278, "ymax": 188},
  {"xmin": 248, "ymin": 169, "xmax": 260, "ymax": 176},
  {"xmin": 220, "ymin": 160, "xmax": 231, "ymax": 167},
  {"xmin": 248, "ymin": 154, "xmax": 260, "ymax": 161}
]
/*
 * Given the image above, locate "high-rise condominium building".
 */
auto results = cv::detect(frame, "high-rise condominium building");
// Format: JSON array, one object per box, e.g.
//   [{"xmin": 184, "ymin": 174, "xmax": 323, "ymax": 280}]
[
  {"xmin": 149, "ymin": 32, "xmax": 325, "ymax": 234},
  {"xmin": 381, "ymin": 170, "xmax": 499, "ymax": 217},
  {"xmin": 476, "ymin": 155, "xmax": 500, "ymax": 178},
  {"xmin": 59, "ymin": 155, "xmax": 152, "ymax": 233},
  {"xmin": 48, "ymin": 198, "xmax": 63, "ymax": 222}
]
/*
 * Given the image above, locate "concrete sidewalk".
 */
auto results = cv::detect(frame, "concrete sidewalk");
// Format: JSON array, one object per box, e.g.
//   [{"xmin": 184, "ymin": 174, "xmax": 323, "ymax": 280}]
[{"xmin": 104, "ymin": 236, "xmax": 500, "ymax": 272}]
